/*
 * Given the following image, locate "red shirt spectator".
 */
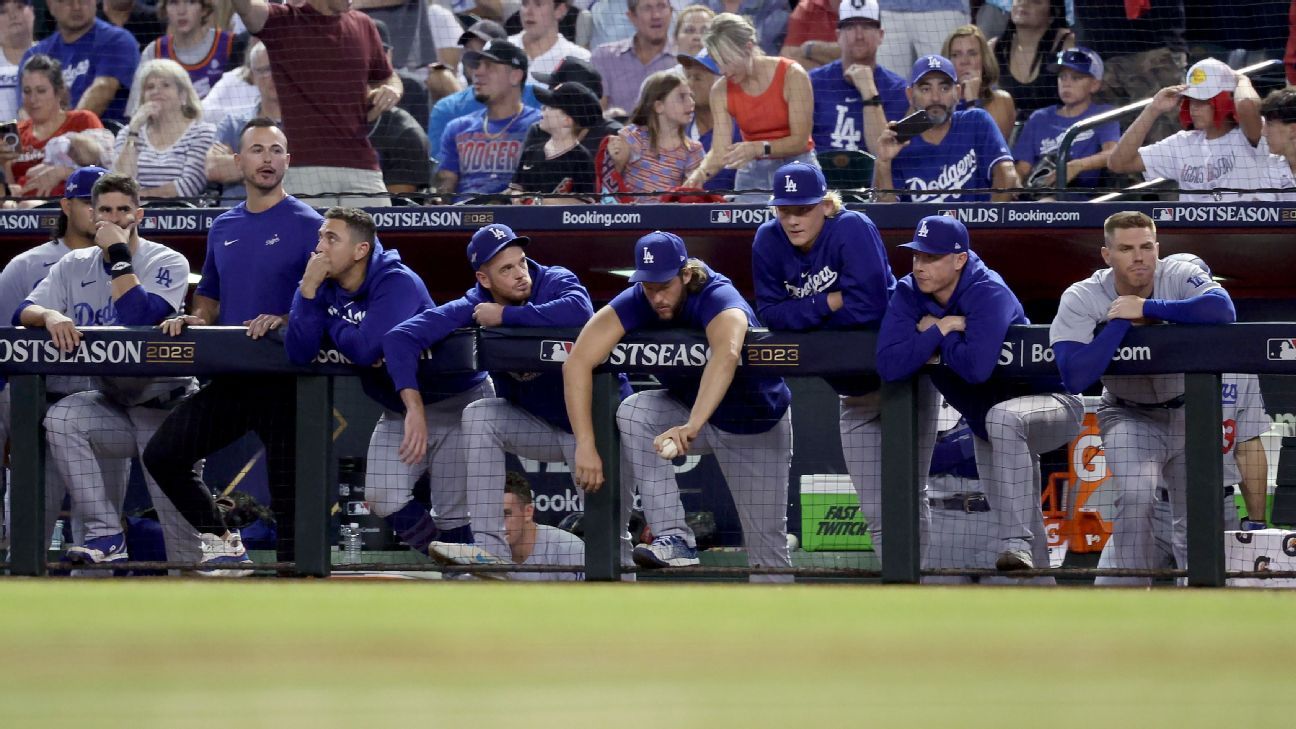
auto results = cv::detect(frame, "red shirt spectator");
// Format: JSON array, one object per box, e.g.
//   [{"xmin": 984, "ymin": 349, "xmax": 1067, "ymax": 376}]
[
  {"xmin": 11, "ymin": 110, "xmax": 104, "ymax": 195},
  {"xmin": 784, "ymin": 0, "xmax": 839, "ymax": 50}
]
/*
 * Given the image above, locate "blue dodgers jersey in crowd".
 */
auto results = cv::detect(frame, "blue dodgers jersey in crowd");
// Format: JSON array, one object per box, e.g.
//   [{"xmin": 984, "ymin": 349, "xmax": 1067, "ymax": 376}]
[
  {"xmin": 889, "ymin": 108, "xmax": 1012, "ymax": 202},
  {"xmin": 809, "ymin": 60, "xmax": 908, "ymax": 151},
  {"xmin": 285, "ymin": 242, "xmax": 485, "ymax": 412},
  {"xmin": 751, "ymin": 210, "xmax": 895, "ymax": 395},
  {"xmin": 1012, "ymin": 103, "xmax": 1119, "ymax": 187},
  {"xmin": 876, "ymin": 250, "xmax": 1062, "ymax": 440},
  {"xmin": 609, "ymin": 266, "xmax": 791, "ymax": 434},
  {"xmin": 438, "ymin": 106, "xmax": 542, "ymax": 199},
  {"xmin": 19, "ymin": 19, "xmax": 139, "ymax": 123},
  {"xmin": 427, "ymin": 84, "xmax": 542, "ymax": 166},
  {"xmin": 197, "ymin": 195, "xmax": 322, "ymax": 325},
  {"xmin": 384, "ymin": 259, "xmax": 621, "ymax": 431}
]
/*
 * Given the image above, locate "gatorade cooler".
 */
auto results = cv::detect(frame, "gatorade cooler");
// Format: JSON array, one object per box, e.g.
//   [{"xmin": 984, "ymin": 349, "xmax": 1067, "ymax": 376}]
[{"xmin": 799, "ymin": 474, "xmax": 872, "ymax": 552}]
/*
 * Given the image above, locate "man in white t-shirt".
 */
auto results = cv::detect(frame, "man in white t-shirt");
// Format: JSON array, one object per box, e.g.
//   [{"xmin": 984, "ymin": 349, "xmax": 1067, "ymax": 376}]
[
  {"xmin": 1108, "ymin": 58, "xmax": 1273, "ymax": 202},
  {"xmin": 510, "ymin": 0, "xmax": 590, "ymax": 86},
  {"xmin": 0, "ymin": 0, "xmax": 34, "ymax": 122},
  {"xmin": 1259, "ymin": 87, "xmax": 1296, "ymax": 200}
]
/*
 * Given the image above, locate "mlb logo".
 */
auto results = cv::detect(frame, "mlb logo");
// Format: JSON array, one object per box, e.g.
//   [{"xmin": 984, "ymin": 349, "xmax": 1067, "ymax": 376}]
[
  {"xmin": 140, "ymin": 216, "xmax": 157, "ymax": 230},
  {"xmin": 938, "ymin": 209, "xmax": 957, "ymax": 218},
  {"xmin": 540, "ymin": 340, "xmax": 573, "ymax": 362},
  {"xmin": 1152, "ymin": 208, "xmax": 1175, "ymax": 222},
  {"xmin": 1268, "ymin": 338, "xmax": 1296, "ymax": 361},
  {"xmin": 710, "ymin": 210, "xmax": 732, "ymax": 224}
]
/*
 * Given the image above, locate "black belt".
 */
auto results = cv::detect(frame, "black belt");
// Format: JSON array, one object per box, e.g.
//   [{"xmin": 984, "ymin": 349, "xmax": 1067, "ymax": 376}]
[
  {"xmin": 928, "ymin": 493, "xmax": 991, "ymax": 512},
  {"xmin": 1113, "ymin": 395, "xmax": 1185, "ymax": 410},
  {"xmin": 137, "ymin": 386, "xmax": 190, "ymax": 409},
  {"xmin": 1155, "ymin": 485, "xmax": 1234, "ymax": 502}
]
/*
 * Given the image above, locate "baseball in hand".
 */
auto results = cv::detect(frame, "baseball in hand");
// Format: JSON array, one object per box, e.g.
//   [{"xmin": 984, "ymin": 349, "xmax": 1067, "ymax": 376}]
[{"xmin": 658, "ymin": 438, "xmax": 679, "ymax": 460}]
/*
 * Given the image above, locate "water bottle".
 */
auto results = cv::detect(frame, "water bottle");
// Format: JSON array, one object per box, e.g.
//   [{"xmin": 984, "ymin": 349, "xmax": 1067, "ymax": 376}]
[
  {"xmin": 50, "ymin": 519, "xmax": 66, "ymax": 551},
  {"xmin": 340, "ymin": 522, "xmax": 361, "ymax": 564}
]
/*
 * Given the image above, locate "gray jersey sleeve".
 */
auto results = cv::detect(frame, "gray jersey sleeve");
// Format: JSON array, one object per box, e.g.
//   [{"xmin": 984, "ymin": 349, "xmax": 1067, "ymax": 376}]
[
  {"xmin": 1230, "ymin": 374, "xmax": 1269, "ymax": 442},
  {"xmin": 0, "ymin": 257, "xmax": 35, "ymax": 325},
  {"xmin": 1049, "ymin": 274, "xmax": 1109, "ymax": 346},
  {"xmin": 1156, "ymin": 258, "xmax": 1222, "ymax": 300},
  {"xmin": 25, "ymin": 255, "xmax": 71, "ymax": 314},
  {"xmin": 135, "ymin": 242, "xmax": 191, "ymax": 313}
]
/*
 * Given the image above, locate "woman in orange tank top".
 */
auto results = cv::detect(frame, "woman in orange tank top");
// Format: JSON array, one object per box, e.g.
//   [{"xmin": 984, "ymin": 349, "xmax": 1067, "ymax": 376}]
[{"xmin": 683, "ymin": 13, "xmax": 818, "ymax": 202}]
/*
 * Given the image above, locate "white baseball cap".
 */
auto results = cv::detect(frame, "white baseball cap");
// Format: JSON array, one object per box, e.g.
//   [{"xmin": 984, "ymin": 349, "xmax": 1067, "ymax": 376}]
[
  {"xmin": 1183, "ymin": 58, "xmax": 1236, "ymax": 101},
  {"xmin": 838, "ymin": 0, "xmax": 881, "ymax": 28}
]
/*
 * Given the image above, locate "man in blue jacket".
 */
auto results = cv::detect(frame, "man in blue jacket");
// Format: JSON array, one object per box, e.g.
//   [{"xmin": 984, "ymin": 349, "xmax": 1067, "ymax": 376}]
[
  {"xmin": 383, "ymin": 223, "xmax": 623, "ymax": 566},
  {"xmin": 877, "ymin": 215, "xmax": 1082, "ymax": 572},
  {"xmin": 286, "ymin": 207, "xmax": 493, "ymax": 554},
  {"xmin": 751, "ymin": 161, "xmax": 897, "ymax": 557}
]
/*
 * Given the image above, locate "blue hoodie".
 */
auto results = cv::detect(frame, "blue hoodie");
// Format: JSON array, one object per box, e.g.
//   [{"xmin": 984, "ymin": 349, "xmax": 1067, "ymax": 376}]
[
  {"xmin": 876, "ymin": 250, "xmax": 1061, "ymax": 439},
  {"xmin": 285, "ymin": 242, "xmax": 487, "ymax": 413},
  {"xmin": 384, "ymin": 259, "xmax": 623, "ymax": 431}
]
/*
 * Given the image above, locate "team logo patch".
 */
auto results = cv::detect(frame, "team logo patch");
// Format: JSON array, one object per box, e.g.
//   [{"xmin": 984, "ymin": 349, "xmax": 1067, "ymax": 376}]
[
  {"xmin": 539, "ymin": 340, "xmax": 573, "ymax": 362},
  {"xmin": 937, "ymin": 209, "xmax": 958, "ymax": 218},
  {"xmin": 1267, "ymin": 338, "xmax": 1296, "ymax": 361}
]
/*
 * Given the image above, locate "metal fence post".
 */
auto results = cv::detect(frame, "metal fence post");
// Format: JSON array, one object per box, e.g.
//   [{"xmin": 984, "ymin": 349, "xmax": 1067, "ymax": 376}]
[
  {"xmin": 585, "ymin": 372, "xmax": 622, "ymax": 582},
  {"xmin": 1185, "ymin": 372, "xmax": 1225, "ymax": 587},
  {"xmin": 9, "ymin": 375, "xmax": 47, "ymax": 576},
  {"xmin": 880, "ymin": 378, "xmax": 921, "ymax": 583},
  {"xmin": 294, "ymin": 375, "xmax": 334, "ymax": 578}
]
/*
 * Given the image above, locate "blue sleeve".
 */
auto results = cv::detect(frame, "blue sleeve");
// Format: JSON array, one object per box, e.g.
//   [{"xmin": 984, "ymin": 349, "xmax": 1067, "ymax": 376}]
[
  {"xmin": 100, "ymin": 28, "xmax": 142, "ymax": 86},
  {"xmin": 832, "ymin": 215, "xmax": 894, "ymax": 326},
  {"xmin": 875, "ymin": 285, "xmax": 944, "ymax": 381},
  {"xmin": 974, "ymin": 111, "xmax": 1012, "ymax": 183},
  {"xmin": 1095, "ymin": 120, "xmax": 1121, "ymax": 146},
  {"xmin": 752, "ymin": 232, "xmax": 829, "ymax": 331},
  {"xmin": 1052, "ymin": 319, "xmax": 1133, "ymax": 393},
  {"xmin": 381, "ymin": 294, "xmax": 476, "ymax": 391},
  {"xmin": 427, "ymin": 94, "xmax": 468, "ymax": 163},
  {"xmin": 938, "ymin": 284, "xmax": 1018, "ymax": 384},
  {"xmin": 328, "ymin": 275, "xmax": 427, "ymax": 366},
  {"xmin": 194, "ymin": 237, "xmax": 220, "ymax": 301},
  {"xmin": 500, "ymin": 268, "xmax": 594, "ymax": 327},
  {"xmin": 693, "ymin": 281, "xmax": 750, "ymax": 327},
  {"xmin": 285, "ymin": 289, "xmax": 329, "ymax": 365},
  {"xmin": 437, "ymin": 116, "xmax": 464, "ymax": 174},
  {"xmin": 114, "ymin": 287, "xmax": 177, "ymax": 325},
  {"xmin": 609, "ymin": 287, "xmax": 649, "ymax": 333},
  {"xmin": 1142, "ymin": 287, "xmax": 1235, "ymax": 324},
  {"xmin": 1012, "ymin": 115, "xmax": 1041, "ymax": 163}
]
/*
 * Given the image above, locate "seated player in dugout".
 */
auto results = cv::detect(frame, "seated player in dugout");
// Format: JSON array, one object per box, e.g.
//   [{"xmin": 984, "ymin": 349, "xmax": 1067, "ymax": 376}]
[
  {"xmin": 501, "ymin": 471, "xmax": 585, "ymax": 581},
  {"xmin": 871, "ymin": 54, "xmax": 1018, "ymax": 203},
  {"xmin": 877, "ymin": 215, "xmax": 1083, "ymax": 573},
  {"xmin": 285, "ymin": 207, "xmax": 492, "ymax": 555},
  {"xmin": 562, "ymin": 231, "xmax": 795, "ymax": 583},
  {"xmin": 751, "ymin": 161, "xmax": 897, "ymax": 558}
]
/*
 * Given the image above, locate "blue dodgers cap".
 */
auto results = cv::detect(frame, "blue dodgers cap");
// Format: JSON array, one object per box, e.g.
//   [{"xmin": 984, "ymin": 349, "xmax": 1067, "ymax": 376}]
[
  {"xmin": 63, "ymin": 166, "xmax": 108, "ymax": 199},
  {"xmin": 466, "ymin": 223, "xmax": 529, "ymax": 270},
  {"xmin": 909, "ymin": 54, "xmax": 956, "ymax": 87},
  {"xmin": 629, "ymin": 231, "xmax": 688, "ymax": 284},
  {"xmin": 900, "ymin": 215, "xmax": 969, "ymax": 255},
  {"xmin": 1056, "ymin": 47, "xmax": 1104, "ymax": 80},
  {"xmin": 677, "ymin": 49, "xmax": 720, "ymax": 75},
  {"xmin": 770, "ymin": 161, "xmax": 827, "ymax": 206}
]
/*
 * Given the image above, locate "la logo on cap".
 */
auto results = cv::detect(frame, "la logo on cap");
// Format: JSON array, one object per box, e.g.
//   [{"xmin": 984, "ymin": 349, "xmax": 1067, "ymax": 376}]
[
  {"xmin": 490, "ymin": 226, "xmax": 508, "ymax": 240},
  {"xmin": 927, "ymin": 56, "xmax": 941, "ymax": 68},
  {"xmin": 784, "ymin": 175, "xmax": 798, "ymax": 193},
  {"xmin": 643, "ymin": 248, "xmax": 655, "ymax": 264},
  {"xmin": 917, "ymin": 220, "xmax": 929, "ymax": 238}
]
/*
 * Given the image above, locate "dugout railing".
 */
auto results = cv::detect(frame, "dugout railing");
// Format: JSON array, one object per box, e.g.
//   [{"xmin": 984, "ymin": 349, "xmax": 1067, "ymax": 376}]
[{"xmin": 2, "ymin": 323, "xmax": 1295, "ymax": 586}]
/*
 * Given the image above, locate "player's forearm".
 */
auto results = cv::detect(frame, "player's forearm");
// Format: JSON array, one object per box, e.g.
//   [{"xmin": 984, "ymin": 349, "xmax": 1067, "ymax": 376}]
[
  {"xmin": 18, "ymin": 303, "xmax": 50, "ymax": 327},
  {"xmin": 1051, "ymin": 322, "xmax": 1132, "ymax": 393},
  {"xmin": 501, "ymin": 290, "xmax": 593, "ymax": 327},
  {"xmin": 876, "ymin": 316, "xmax": 943, "ymax": 381},
  {"xmin": 562, "ymin": 360, "xmax": 597, "ymax": 447},
  {"xmin": 189, "ymin": 295, "xmax": 219, "ymax": 326},
  {"xmin": 687, "ymin": 351, "xmax": 739, "ymax": 431},
  {"xmin": 757, "ymin": 296, "xmax": 830, "ymax": 331},
  {"xmin": 1235, "ymin": 437, "xmax": 1270, "ymax": 520},
  {"xmin": 1142, "ymin": 288, "xmax": 1236, "ymax": 324},
  {"xmin": 113, "ymin": 285, "xmax": 174, "ymax": 325},
  {"xmin": 285, "ymin": 293, "xmax": 328, "ymax": 365}
]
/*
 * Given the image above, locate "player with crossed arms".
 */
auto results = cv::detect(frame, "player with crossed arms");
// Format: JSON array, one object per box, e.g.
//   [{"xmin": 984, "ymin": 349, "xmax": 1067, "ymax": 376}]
[
  {"xmin": 19, "ymin": 172, "xmax": 200, "ymax": 566},
  {"xmin": 285, "ymin": 207, "xmax": 492, "ymax": 555},
  {"xmin": 751, "ymin": 161, "xmax": 897, "ymax": 557},
  {"xmin": 1049, "ymin": 212, "xmax": 1236, "ymax": 585},
  {"xmin": 877, "ymin": 215, "xmax": 1083, "ymax": 573},
  {"xmin": 563, "ymin": 232, "xmax": 795, "ymax": 582}
]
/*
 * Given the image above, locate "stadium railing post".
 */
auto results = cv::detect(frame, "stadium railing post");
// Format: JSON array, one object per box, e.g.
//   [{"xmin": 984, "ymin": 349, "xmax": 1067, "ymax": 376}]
[
  {"xmin": 880, "ymin": 377, "xmax": 921, "ymax": 584},
  {"xmin": 9, "ymin": 374, "xmax": 47, "ymax": 576},
  {"xmin": 585, "ymin": 372, "xmax": 622, "ymax": 581},
  {"xmin": 294, "ymin": 375, "xmax": 334, "ymax": 578},
  {"xmin": 1185, "ymin": 372, "xmax": 1225, "ymax": 587}
]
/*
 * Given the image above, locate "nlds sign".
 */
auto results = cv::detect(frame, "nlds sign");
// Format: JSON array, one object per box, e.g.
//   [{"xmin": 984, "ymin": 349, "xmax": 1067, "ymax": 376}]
[{"xmin": 937, "ymin": 208, "xmax": 1000, "ymax": 224}]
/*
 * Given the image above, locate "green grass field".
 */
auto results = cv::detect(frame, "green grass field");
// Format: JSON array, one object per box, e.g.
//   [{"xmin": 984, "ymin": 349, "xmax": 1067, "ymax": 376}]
[{"xmin": 1, "ymin": 581, "xmax": 1294, "ymax": 728}]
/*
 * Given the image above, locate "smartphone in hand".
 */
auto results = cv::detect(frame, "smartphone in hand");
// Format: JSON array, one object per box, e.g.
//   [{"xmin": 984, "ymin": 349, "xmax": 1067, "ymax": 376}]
[{"xmin": 892, "ymin": 110, "xmax": 935, "ymax": 144}]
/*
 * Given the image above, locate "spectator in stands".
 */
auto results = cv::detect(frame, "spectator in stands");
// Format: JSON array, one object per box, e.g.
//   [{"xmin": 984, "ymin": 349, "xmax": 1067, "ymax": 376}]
[
  {"xmin": 141, "ymin": 0, "xmax": 242, "ymax": 100},
  {"xmin": 872, "ymin": 54, "xmax": 1018, "ymax": 202},
  {"xmin": 500, "ymin": 471, "xmax": 584, "ymax": 580},
  {"xmin": 505, "ymin": 0, "xmax": 592, "ymax": 48},
  {"xmin": 523, "ymin": 55, "xmax": 620, "ymax": 157},
  {"xmin": 356, "ymin": 0, "xmax": 440, "ymax": 80},
  {"xmin": 678, "ymin": 49, "xmax": 737, "ymax": 192},
  {"xmin": 1012, "ymin": 47, "xmax": 1117, "ymax": 199},
  {"xmin": 781, "ymin": 0, "xmax": 837, "ymax": 69},
  {"xmin": 683, "ymin": 13, "xmax": 815, "ymax": 201},
  {"xmin": 702, "ymin": 0, "xmax": 785, "ymax": 56},
  {"xmin": 112, "ymin": 59, "xmax": 216, "ymax": 199},
  {"xmin": 0, "ymin": 0, "xmax": 34, "ymax": 124},
  {"xmin": 435, "ymin": 39, "xmax": 540, "ymax": 201},
  {"xmin": 511, "ymin": 0, "xmax": 590, "ymax": 83},
  {"xmin": 591, "ymin": 0, "xmax": 676, "ymax": 114},
  {"xmin": 873, "ymin": 0, "xmax": 969, "ymax": 73},
  {"xmin": 201, "ymin": 39, "xmax": 262, "ymax": 130},
  {"xmin": 809, "ymin": 0, "xmax": 908, "ymax": 154},
  {"xmin": 206, "ymin": 43, "xmax": 278, "ymax": 202},
  {"xmin": 510, "ymin": 81, "xmax": 599, "ymax": 202},
  {"xmin": 230, "ymin": 0, "xmax": 400, "ymax": 207},
  {"xmin": 674, "ymin": 4, "xmax": 713, "ymax": 57},
  {"xmin": 370, "ymin": 18, "xmax": 432, "ymax": 195},
  {"xmin": 589, "ymin": 0, "xmax": 676, "ymax": 51},
  {"xmin": 1260, "ymin": 87, "xmax": 1296, "ymax": 198},
  {"xmin": 989, "ymin": 0, "xmax": 1073, "ymax": 123},
  {"xmin": 944, "ymin": 25, "xmax": 1014, "ymax": 141},
  {"xmin": 19, "ymin": 0, "xmax": 140, "ymax": 125},
  {"xmin": 602, "ymin": 69, "xmax": 702, "ymax": 201},
  {"xmin": 1072, "ymin": 0, "xmax": 1186, "ymax": 120},
  {"xmin": 1108, "ymin": 58, "xmax": 1271, "ymax": 202},
  {"xmin": 2, "ymin": 55, "xmax": 111, "ymax": 201},
  {"xmin": 426, "ymin": 20, "xmax": 541, "ymax": 164},
  {"xmin": 99, "ymin": 0, "xmax": 165, "ymax": 50}
]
